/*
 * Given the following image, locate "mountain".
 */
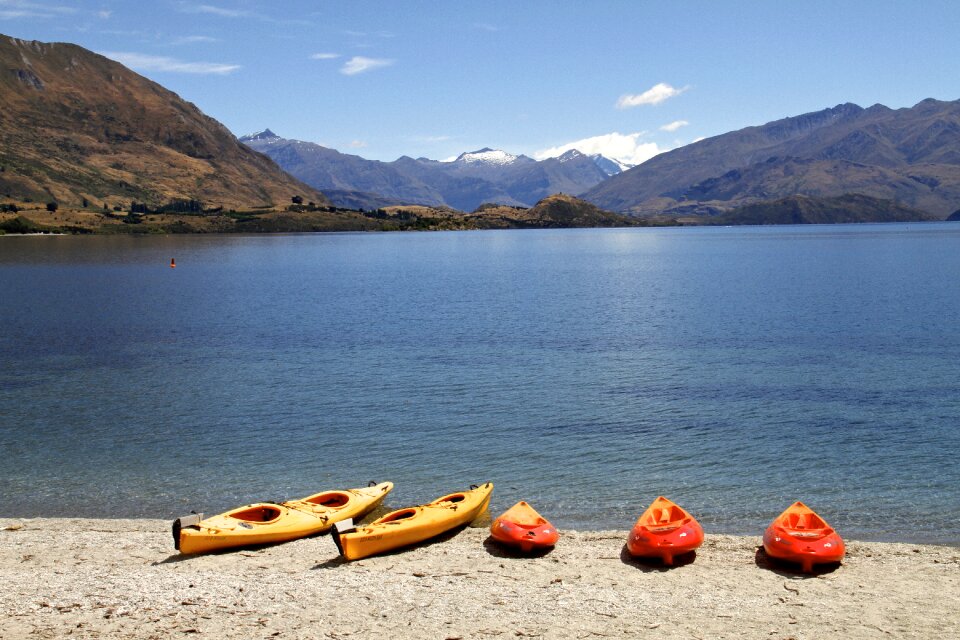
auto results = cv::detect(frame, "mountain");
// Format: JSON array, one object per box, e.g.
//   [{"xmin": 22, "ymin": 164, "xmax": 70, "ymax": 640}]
[
  {"xmin": 584, "ymin": 99, "xmax": 960, "ymax": 219},
  {"xmin": 0, "ymin": 35, "xmax": 326, "ymax": 210},
  {"xmin": 453, "ymin": 147, "xmax": 528, "ymax": 167},
  {"xmin": 241, "ymin": 133, "xmax": 612, "ymax": 211},
  {"xmin": 240, "ymin": 130, "xmax": 445, "ymax": 208},
  {"xmin": 590, "ymin": 154, "xmax": 632, "ymax": 176},
  {"xmin": 711, "ymin": 194, "xmax": 937, "ymax": 225}
]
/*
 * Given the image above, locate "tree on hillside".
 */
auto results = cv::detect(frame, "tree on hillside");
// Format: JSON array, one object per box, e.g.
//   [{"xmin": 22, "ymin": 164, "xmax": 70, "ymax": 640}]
[{"xmin": 46, "ymin": 201, "xmax": 58, "ymax": 212}]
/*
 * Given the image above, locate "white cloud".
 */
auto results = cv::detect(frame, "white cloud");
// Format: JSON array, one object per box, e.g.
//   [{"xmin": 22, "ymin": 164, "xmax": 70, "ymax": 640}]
[
  {"xmin": 535, "ymin": 131, "xmax": 668, "ymax": 166},
  {"xmin": 660, "ymin": 119, "xmax": 689, "ymax": 132},
  {"xmin": 185, "ymin": 4, "xmax": 248, "ymax": 18},
  {"xmin": 310, "ymin": 52, "xmax": 340, "ymax": 60},
  {"xmin": 344, "ymin": 29, "xmax": 394, "ymax": 38},
  {"xmin": 173, "ymin": 35, "xmax": 219, "ymax": 45},
  {"xmin": 340, "ymin": 56, "xmax": 394, "ymax": 75},
  {"xmin": 616, "ymin": 82, "xmax": 688, "ymax": 109},
  {"xmin": 98, "ymin": 9, "xmax": 111, "ymax": 19},
  {"xmin": 349, "ymin": 140, "xmax": 368, "ymax": 148},
  {"xmin": 0, "ymin": 0, "xmax": 76, "ymax": 18},
  {"xmin": 101, "ymin": 51, "xmax": 241, "ymax": 75}
]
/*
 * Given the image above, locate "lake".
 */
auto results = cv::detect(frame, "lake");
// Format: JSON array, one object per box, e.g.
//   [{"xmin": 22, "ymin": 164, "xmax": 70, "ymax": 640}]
[{"xmin": 1, "ymin": 223, "xmax": 959, "ymax": 544}]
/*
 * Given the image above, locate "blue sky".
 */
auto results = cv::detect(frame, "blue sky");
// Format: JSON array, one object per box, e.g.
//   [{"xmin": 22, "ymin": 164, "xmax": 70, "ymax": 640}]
[{"xmin": 3, "ymin": 1, "xmax": 959, "ymax": 163}]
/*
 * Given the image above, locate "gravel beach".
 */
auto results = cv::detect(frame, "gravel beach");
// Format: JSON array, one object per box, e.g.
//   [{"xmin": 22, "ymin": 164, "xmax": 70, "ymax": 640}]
[{"xmin": 2, "ymin": 518, "xmax": 958, "ymax": 639}]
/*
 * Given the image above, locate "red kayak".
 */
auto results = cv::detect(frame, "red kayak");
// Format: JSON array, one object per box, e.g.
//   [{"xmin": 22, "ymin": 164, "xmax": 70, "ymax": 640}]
[
  {"xmin": 490, "ymin": 501, "xmax": 559, "ymax": 552},
  {"xmin": 626, "ymin": 496, "xmax": 704, "ymax": 565},
  {"xmin": 763, "ymin": 501, "xmax": 844, "ymax": 573}
]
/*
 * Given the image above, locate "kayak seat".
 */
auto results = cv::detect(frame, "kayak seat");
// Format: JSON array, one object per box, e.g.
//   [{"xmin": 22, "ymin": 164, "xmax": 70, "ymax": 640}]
[
  {"xmin": 380, "ymin": 509, "xmax": 417, "ymax": 523},
  {"xmin": 305, "ymin": 492, "xmax": 351, "ymax": 508},
  {"xmin": 231, "ymin": 505, "xmax": 282, "ymax": 523}
]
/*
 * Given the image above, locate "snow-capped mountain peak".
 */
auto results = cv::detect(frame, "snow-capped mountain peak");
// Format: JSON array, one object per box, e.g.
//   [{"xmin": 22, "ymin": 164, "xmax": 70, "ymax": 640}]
[
  {"xmin": 239, "ymin": 128, "xmax": 281, "ymax": 143},
  {"xmin": 453, "ymin": 147, "xmax": 519, "ymax": 165},
  {"xmin": 589, "ymin": 153, "xmax": 633, "ymax": 176},
  {"xmin": 558, "ymin": 149, "xmax": 585, "ymax": 162}
]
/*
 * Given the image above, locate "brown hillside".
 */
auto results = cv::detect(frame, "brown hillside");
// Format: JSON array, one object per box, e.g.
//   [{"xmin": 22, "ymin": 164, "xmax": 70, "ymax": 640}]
[
  {"xmin": 0, "ymin": 35, "xmax": 326, "ymax": 209},
  {"xmin": 584, "ymin": 99, "xmax": 960, "ymax": 218},
  {"xmin": 464, "ymin": 194, "xmax": 641, "ymax": 228}
]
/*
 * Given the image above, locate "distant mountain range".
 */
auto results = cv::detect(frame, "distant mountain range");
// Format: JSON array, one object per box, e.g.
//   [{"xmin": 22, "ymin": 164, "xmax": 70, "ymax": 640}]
[
  {"xmin": 3, "ymin": 31, "xmax": 958, "ymax": 229},
  {"xmin": 0, "ymin": 35, "xmax": 325, "ymax": 210},
  {"xmin": 240, "ymin": 130, "xmax": 628, "ymax": 211},
  {"xmin": 584, "ymin": 99, "xmax": 960, "ymax": 219}
]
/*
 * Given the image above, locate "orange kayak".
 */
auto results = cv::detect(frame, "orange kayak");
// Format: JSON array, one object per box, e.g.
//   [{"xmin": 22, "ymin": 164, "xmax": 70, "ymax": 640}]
[
  {"xmin": 763, "ymin": 501, "xmax": 845, "ymax": 573},
  {"xmin": 490, "ymin": 501, "xmax": 559, "ymax": 552},
  {"xmin": 626, "ymin": 496, "xmax": 704, "ymax": 565}
]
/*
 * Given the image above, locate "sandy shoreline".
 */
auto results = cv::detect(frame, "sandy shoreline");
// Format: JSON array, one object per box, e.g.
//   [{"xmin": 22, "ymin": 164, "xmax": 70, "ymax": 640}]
[{"xmin": 1, "ymin": 518, "xmax": 957, "ymax": 639}]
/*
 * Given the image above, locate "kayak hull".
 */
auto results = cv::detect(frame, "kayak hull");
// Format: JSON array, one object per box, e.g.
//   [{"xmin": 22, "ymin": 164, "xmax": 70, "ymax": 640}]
[
  {"xmin": 490, "ymin": 501, "xmax": 559, "ymax": 553},
  {"xmin": 626, "ymin": 496, "xmax": 704, "ymax": 565},
  {"xmin": 175, "ymin": 481, "xmax": 393, "ymax": 555},
  {"xmin": 335, "ymin": 483, "xmax": 493, "ymax": 560},
  {"xmin": 763, "ymin": 501, "xmax": 845, "ymax": 573}
]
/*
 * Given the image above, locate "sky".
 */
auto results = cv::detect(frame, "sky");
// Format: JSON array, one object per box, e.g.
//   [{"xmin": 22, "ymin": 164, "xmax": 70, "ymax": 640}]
[{"xmin": 3, "ymin": 1, "xmax": 960, "ymax": 164}]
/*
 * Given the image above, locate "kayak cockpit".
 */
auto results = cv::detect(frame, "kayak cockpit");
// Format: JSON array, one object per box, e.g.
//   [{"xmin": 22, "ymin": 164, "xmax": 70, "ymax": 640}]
[
  {"xmin": 640, "ymin": 504, "xmax": 688, "ymax": 528},
  {"xmin": 229, "ymin": 505, "xmax": 283, "ymax": 523},
  {"xmin": 380, "ymin": 508, "xmax": 418, "ymax": 523},
  {"xmin": 303, "ymin": 492, "xmax": 351, "ymax": 508},
  {"xmin": 783, "ymin": 511, "xmax": 827, "ymax": 531}
]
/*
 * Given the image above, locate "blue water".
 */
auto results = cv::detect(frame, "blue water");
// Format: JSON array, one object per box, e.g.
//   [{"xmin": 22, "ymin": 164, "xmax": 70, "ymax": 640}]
[{"xmin": 1, "ymin": 224, "xmax": 959, "ymax": 544}]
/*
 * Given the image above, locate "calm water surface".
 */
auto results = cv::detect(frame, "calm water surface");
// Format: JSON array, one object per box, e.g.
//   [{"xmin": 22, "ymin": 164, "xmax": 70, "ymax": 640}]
[{"xmin": 2, "ymin": 224, "xmax": 959, "ymax": 543}]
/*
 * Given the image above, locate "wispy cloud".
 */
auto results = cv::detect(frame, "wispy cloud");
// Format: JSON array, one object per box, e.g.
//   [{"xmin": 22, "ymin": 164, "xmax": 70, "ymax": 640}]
[
  {"xmin": 616, "ymin": 82, "xmax": 688, "ymax": 109},
  {"xmin": 172, "ymin": 35, "xmax": 220, "ymax": 45},
  {"xmin": 180, "ymin": 4, "xmax": 248, "ymax": 18},
  {"xmin": 340, "ymin": 56, "xmax": 394, "ymax": 75},
  {"xmin": 659, "ymin": 119, "xmax": 689, "ymax": 132},
  {"xmin": 98, "ymin": 9, "xmax": 111, "ymax": 19},
  {"xmin": 176, "ymin": 2, "xmax": 308, "ymax": 26},
  {"xmin": 0, "ymin": 0, "xmax": 77, "ymax": 19},
  {"xmin": 344, "ymin": 29, "xmax": 394, "ymax": 38},
  {"xmin": 101, "ymin": 51, "xmax": 241, "ymax": 75},
  {"xmin": 349, "ymin": 140, "xmax": 368, "ymax": 148},
  {"xmin": 310, "ymin": 52, "xmax": 340, "ymax": 60},
  {"xmin": 410, "ymin": 135, "xmax": 452, "ymax": 143},
  {"xmin": 535, "ymin": 131, "xmax": 668, "ymax": 166}
]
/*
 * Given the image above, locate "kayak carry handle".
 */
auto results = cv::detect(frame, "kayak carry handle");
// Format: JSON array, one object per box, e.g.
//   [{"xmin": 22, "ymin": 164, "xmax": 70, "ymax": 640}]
[
  {"xmin": 171, "ymin": 512, "xmax": 203, "ymax": 551},
  {"xmin": 331, "ymin": 518, "xmax": 355, "ymax": 556}
]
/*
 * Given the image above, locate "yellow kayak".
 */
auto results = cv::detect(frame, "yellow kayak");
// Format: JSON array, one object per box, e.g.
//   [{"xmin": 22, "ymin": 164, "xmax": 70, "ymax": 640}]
[
  {"xmin": 174, "ymin": 481, "xmax": 394, "ymax": 555},
  {"xmin": 333, "ymin": 482, "xmax": 493, "ymax": 560}
]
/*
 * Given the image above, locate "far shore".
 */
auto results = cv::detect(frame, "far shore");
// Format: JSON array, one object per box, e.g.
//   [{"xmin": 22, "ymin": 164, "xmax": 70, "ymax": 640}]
[{"xmin": 2, "ymin": 517, "xmax": 957, "ymax": 638}]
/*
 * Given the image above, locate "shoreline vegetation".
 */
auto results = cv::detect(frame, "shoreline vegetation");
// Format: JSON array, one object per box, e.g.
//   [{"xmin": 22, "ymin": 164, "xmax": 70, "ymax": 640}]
[
  {"xmin": 2, "ymin": 518, "xmax": 957, "ymax": 638},
  {"xmin": 0, "ymin": 194, "xmax": 656, "ymax": 235},
  {"xmin": 2, "ymin": 192, "xmax": 949, "ymax": 236}
]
